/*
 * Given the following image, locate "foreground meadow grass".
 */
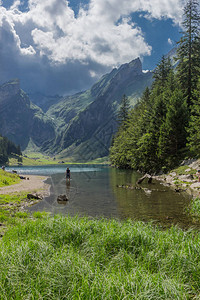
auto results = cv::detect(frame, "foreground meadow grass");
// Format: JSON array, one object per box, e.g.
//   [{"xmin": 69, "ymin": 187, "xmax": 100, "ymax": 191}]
[{"xmin": 0, "ymin": 215, "xmax": 200, "ymax": 299}]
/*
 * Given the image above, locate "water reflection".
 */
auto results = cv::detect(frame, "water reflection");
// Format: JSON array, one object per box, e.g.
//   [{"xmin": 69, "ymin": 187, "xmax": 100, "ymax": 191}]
[
  {"xmin": 24, "ymin": 165, "xmax": 197, "ymax": 227},
  {"xmin": 66, "ymin": 180, "xmax": 71, "ymax": 198},
  {"xmin": 109, "ymin": 168, "xmax": 192, "ymax": 227}
]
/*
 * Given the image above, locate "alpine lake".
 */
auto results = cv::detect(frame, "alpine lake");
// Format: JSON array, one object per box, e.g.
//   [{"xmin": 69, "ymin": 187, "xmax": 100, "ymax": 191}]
[{"xmin": 6, "ymin": 164, "xmax": 197, "ymax": 228}]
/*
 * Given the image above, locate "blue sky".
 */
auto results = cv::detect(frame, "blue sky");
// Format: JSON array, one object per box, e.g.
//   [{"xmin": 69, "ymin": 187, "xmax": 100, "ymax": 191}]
[{"xmin": 0, "ymin": 0, "xmax": 184, "ymax": 95}]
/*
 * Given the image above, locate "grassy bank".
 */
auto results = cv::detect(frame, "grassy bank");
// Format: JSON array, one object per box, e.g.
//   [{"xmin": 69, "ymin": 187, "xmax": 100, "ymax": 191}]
[
  {"xmin": 188, "ymin": 197, "xmax": 200, "ymax": 219},
  {"xmin": 0, "ymin": 170, "xmax": 49, "ymax": 236},
  {"xmin": 0, "ymin": 215, "xmax": 200, "ymax": 299},
  {"xmin": 0, "ymin": 192, "xmax": 48, "ymax": 237},
  {"xmin": 0, "ymin": 170, "xmax": 20, "ymax": 187}
]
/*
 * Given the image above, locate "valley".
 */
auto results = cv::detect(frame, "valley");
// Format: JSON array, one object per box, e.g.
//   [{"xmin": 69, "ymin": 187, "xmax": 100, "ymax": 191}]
[{"xmin": 0, "ymin": 58, "xmax": 153, "ymax": 163}]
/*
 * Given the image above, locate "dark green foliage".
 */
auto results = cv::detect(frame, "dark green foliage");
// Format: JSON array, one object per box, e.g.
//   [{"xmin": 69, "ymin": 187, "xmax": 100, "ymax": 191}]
[
  {"xmin": 177, "ymin": 0, "xmax": 200, "ymax": 155},
  {"xmin": 110, "ymin": 56, "xmax": 190, "ymax": 173},
  {"xmin": 187, "ymin": 80, "xmax": 200, "ymax": 154},
  {"xmin": 117, "ymin": 94, "xmax": 131, "ymax": 127},
  {"xmin": 176, "ymin": 0, "xmax": 200, "ymax": 106},
  {"xmin": 110, "ymin": 0, "xmax": 200, "ymax": 173},
  {"xmin": 157, "ymin": 89, "xmax": 189, "ymax": 167},
  {"xmin": 153, "ymin": 56, "xmax": 173, "ymax": 90},
  {"xmin": 0, "ymin": 135, "xmax": 21, "ymax": 164}
]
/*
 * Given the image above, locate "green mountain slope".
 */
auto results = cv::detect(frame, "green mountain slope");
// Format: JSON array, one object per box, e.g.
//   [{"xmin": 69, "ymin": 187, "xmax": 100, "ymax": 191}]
[
  {"xmin": 49, "ymin": 58, "xmax": 153, "ymax": 161},
  {"xmin": 0, "ymin": 79, "xmax": 56, "ymax": 151},
  {"xmin": 0, "ymin": 58, "xmax": 153, "ymax": 161}
]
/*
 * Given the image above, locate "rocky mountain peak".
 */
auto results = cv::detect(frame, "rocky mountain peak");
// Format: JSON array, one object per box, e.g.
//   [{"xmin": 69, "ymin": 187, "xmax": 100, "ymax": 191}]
[
  {"xmin": 109, "ymin": 58, "xmax": 143, "ymax": 87},
  {"xmin": 118, "ymin": 57, "xmax": 142, "ymax": 75},
  {"xmin": 0, "ymin": 79, "xmax": 20, "ymax": 101},
  {"xmin": 129, "ymin": 57, "xmax": 142, "ymax": 72}
]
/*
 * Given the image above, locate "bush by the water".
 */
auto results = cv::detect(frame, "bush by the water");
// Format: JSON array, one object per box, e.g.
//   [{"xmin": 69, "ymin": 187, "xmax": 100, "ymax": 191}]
[{"xmin": 0, "ymin": 215, "xmax": 200, "ymax": 299}]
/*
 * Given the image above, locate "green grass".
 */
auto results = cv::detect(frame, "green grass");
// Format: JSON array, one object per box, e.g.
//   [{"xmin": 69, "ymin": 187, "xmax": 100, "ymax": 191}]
[
  {"xmin": 0, "ymin": 170, "xmax": 20, "ymax": 187},
  {"xmin": 0, "ymin": 193, "xmax": 28, "ymax": 205},
  {"xmin": 171, "ymin": 165, "xmax": 197, "ymax": 176},
  {"xmin": 88, "ymin": 156, "xmax": 110, "ymax": 164},
  {"xmin": 0, "ymin": 215, "xmax": 200, "ymax": 299},
  {"xmin": 0, "ymin": 193, "xmax": 29, "ymax": 232},
  {"xmin": 9, "ymin": 153, "xmax": 58, "ymax": 166},
  {"xmin": 9, "ymin": 152, "xmax": 109, "ymax": 166},
  {"xmin": 188, "ymin": 197, "xmax": 200, "ymax": 218}
]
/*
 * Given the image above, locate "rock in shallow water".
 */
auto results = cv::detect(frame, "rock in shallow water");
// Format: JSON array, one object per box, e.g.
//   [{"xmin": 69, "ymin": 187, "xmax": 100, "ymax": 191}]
[{"xmin": 57, "ymin": 194, "xmax": 68, "ymax": 202}]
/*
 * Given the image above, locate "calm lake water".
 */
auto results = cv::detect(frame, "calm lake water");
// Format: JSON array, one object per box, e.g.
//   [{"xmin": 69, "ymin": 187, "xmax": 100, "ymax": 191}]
[{"xmin": 7, "ymin": 165, "xmax": 194, "ymax": 227}]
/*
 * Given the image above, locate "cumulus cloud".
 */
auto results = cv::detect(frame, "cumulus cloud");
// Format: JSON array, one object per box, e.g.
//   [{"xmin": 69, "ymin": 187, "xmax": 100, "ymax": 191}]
[
  {"xmin": 168, "ymin": 37, "xmax": 173, "ymax": 45},
  {"xmin": 0, "ymin": 0, "xmax": 184, "ymax": 94}
]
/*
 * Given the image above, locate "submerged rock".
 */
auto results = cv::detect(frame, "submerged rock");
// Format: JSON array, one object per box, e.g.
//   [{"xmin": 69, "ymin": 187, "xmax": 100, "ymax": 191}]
[
  {"xmin": 57, "ymin": 194, "xmax": 68, "ymax": 202},
  {"xmin": 27, "ymin": 193, "xmax": 43, "ymax": 200}
]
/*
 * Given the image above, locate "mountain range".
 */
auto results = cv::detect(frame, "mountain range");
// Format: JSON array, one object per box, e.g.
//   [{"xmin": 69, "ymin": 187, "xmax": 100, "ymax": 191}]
[{"xmin": 0, "ymin": 58, "xmax": 153, "ymax": 161}]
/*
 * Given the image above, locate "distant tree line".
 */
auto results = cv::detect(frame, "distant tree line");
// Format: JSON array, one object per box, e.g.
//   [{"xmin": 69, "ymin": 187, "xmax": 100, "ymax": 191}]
[
  {"xmin": 0, "ymin": 135, "xmax": 21, "ymax": 164},
  {"xmin": 110, "ymin": 0, "xmax": 200, "ymax": 174}
]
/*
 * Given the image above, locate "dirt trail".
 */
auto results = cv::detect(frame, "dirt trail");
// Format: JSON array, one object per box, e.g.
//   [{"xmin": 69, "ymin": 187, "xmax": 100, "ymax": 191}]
[{"xmin": 0, "ymin": 175, "xmax": 51, "ymax": 197}]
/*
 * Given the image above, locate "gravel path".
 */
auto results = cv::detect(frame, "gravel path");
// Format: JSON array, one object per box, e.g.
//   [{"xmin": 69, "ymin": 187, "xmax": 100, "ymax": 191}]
[{"xmin": 0, "ymin": 175, "xmax": 51, "ymax": 197}]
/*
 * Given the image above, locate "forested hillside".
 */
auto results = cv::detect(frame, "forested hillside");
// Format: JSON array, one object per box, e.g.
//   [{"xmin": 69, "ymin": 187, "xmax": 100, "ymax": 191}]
[
  {"xmin": 110, "ymin": 0, "xmax": 200, "ymax": 174},
  {"xmin": 0, "ymin": 135, "xmax": 21, "ymax": 164}
]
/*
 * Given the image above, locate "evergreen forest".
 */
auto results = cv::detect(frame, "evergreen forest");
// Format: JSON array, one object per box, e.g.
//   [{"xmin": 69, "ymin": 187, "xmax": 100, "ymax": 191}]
[
  {"xmin": 110, "ymin": 0, "xmax": 200, "ymax": 174},
  {"xmin": 0, "ymin": 135, "xmax": 21, "ymax": 165}
]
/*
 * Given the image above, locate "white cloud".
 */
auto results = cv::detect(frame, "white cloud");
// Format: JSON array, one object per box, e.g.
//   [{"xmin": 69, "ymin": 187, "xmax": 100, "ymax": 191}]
[
  {"xmin": 0, "ymin": 0, "xmax": 184, "ymax": 67},
  {"xmin": 0, "ymin": 0, "xmax": 186, "ymax": 94},
  {"xmin": 168, "ymin": 37, "xmax": 173, "ymax": 45},
  {"xmin": 89, "ymin": 70, "xmax": 98, "ymax": 78},
  {"xmin": 10, "ymin": 0, "xmax": 21, "ymax": 10}
]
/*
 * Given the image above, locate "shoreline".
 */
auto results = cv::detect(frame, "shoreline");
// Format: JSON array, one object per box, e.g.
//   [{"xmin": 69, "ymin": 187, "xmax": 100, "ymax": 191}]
[
  {"xmin": 0, "ymin": 174, "xmax": 51, "ymax": 198},
  {"xmin": 154, "ymin": 159, "xmax": 200, "ymax": 198}
]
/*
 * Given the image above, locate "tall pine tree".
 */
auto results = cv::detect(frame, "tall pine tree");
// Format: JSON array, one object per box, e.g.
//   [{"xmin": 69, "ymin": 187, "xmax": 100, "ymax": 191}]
[
  {"xmin": 117, "ymin": 94, "xmax": 131, "ymax": 127},
  {"xmin": 176, "ymin": 0, "xmax": 200, "ymax": 107},
  {"xmin": 187, "ymin": 78, "xmax": 200, "ymax": 154}
]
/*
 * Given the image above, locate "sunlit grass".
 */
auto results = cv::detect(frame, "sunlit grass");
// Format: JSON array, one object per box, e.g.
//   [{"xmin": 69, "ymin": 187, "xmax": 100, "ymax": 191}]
[
  {"xmin": 188, "ymin": 197, "xmax": 200, "ymax": 218},
  {"xmin": 171, "ymin": 165, "xmax": 196, "ymax": 176},
  {"xmin": 0, "ymin": 215, "xmax": 200, "ymax": 299},
  {"xmin": 8, "ymin": 152, "xmax": 109, "ymax": 166},
  {"xmin": 0, "ymin": 170, "xmax": 20, "ymax": 187},
  {"xmin": 9, "ymin": 153, "xmax": 58, "ymax": 166},
  {"xmin": 0, "ymin": 192, "xmax": 50, "ymax": 237},
  {"xmin": 0, "ymin": 193, "xmax": 28, "ymax": 230},
  {"xmin": 0, "ymin": 193, "xmax": 26, "ymax": 205}
]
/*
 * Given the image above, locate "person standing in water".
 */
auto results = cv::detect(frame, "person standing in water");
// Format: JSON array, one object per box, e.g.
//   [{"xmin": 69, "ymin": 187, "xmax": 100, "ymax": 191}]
[
  {"xmin": 196, "ymin": 170, "xmax": 200, "ymax": 182},
  {"xmin": 66, "ymin": 167, "xmax": 70, "ymax": 182}
]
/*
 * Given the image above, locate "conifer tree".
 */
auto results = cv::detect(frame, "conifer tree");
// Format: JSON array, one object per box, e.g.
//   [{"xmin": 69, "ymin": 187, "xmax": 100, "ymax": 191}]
[
  {"xmin": 176, "ymin": 0, "xmax": 200, "ymax": 107},
  {"xmin": 158, "ymin": 89, "xmax": 188, "ymax": 167},
  {"xmin": 0, "ymin": 135, "xmax": 22, "ymax": 164},
  {"xmin": 153, "ymin": 56, "xmax": 173, "ymax": 90},
  {"xmin": 187, "ymin": 78, "xmax": 200, "ymax": 154},
  {"xmin": 110, "ymin": 2, "xmax": 200, "ymax": 172},
  {"xmin": 117, "ymin": 94, "xmax": 131, "ymax": 127}
]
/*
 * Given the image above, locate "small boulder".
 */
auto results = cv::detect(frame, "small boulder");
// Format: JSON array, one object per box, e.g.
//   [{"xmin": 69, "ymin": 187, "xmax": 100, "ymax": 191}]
[
  {"xmin": 27, "ymin": 193, "xmax": 42, "ymax": 200},
  {"xmin": 57, "ymin": 194, "xmax": 68, "ymax": 202},
  {"xmin": 179, "ymin": 174, "xmax": 194, "ymax": 181},
  {"xmin": 169, "ymin": 172, "xmax": 176, "ymax": 177}
]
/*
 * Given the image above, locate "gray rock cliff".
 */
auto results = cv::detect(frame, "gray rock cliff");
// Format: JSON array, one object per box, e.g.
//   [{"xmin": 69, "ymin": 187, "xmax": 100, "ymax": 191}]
[{"xmin": 0, "ymin": 79, "xmax": 56, "ymax": 150}]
